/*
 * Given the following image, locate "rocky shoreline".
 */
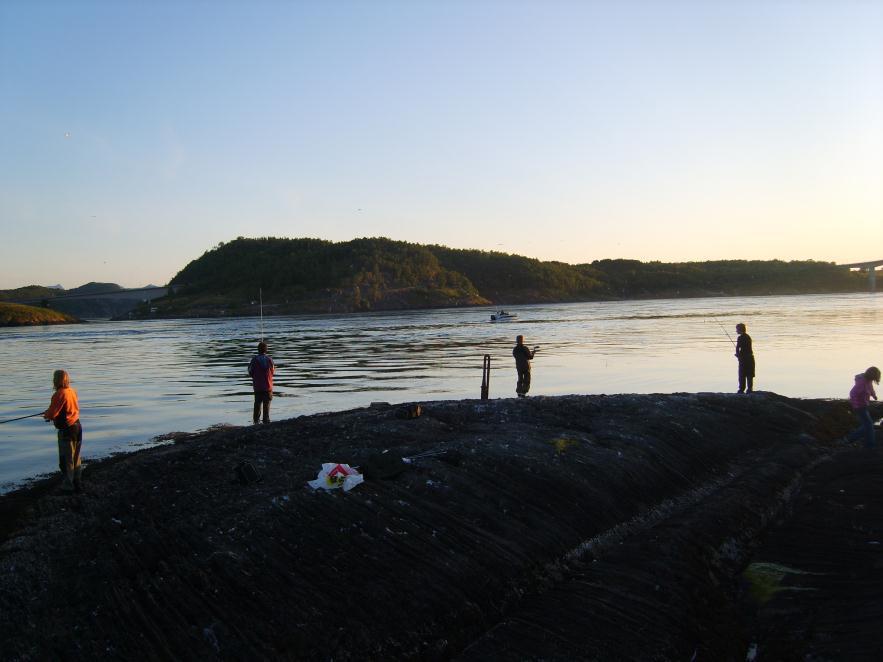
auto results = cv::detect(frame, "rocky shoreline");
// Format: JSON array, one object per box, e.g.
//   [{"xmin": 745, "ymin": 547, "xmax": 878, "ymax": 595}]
[{"xmin": 1, "ymin": 393, "xmax": 881, "ymax": 661}]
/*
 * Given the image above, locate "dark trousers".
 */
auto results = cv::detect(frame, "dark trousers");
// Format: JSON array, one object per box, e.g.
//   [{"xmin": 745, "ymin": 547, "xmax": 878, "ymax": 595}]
[
  {"xmin": 738, "ymin": 358, "xmax": 755, "ymax": 393},
  {"xmin": 57, "ymin": 421, "xmax": 83, "ymax": 488},
  {"xmin": 847, "ymin": 407, "xmax": 875, "ymax": 448},
  {"xmin": 516, "ymin": 368, "xmax": 531, "ymax": 396},
  {"xmin": 253, "ymin": 390, "xmax": 271, "ymax": 423}
]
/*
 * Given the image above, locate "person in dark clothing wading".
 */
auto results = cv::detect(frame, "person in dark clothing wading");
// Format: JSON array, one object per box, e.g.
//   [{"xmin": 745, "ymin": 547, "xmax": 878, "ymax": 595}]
[
  {"xmin": 513, "ymin": 335, "xmax": 538, "ymax": 397},
  {"xmin": 735, "ymin": 323, "xmax": 755, "ymax": 393},
  {"xmin": 248, "ymin": 341, "xmax": 275, "ymax": 424}
]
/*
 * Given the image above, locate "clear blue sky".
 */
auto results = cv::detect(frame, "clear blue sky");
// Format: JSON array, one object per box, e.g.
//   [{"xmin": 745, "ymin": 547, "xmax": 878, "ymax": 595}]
[{"xmin": 1, "ymin": 0, "xmax": 881, "ymax": 289}]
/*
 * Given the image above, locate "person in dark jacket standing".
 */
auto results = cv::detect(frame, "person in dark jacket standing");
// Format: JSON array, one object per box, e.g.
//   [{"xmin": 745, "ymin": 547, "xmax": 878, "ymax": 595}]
[
  {"xmin": 735, "ymin": 323, "xmax": 755, "ymax": 393},
  {"xmin": 513, "ymin": 335, "xmax": 538, "ymax": 397},
  {"xmin": 248, "ymin": 341, "xmax": 275, "ymax": 424}
]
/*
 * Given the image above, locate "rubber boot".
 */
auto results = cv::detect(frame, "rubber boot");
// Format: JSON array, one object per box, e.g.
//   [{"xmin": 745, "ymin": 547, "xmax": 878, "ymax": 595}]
[{"xmin": 73, "ymin": 466, "xmax": 84, "ymax": 493}]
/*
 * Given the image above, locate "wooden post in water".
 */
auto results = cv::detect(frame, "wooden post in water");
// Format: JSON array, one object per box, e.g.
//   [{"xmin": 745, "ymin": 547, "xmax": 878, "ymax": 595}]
[{"xmin": 481, "ymin": 354, "xmax": 491, "ymax": 400}]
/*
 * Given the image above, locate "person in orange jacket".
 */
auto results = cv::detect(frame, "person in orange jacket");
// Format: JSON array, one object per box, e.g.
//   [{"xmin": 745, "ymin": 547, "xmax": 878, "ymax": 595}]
[{"xmin": 42, "ymin": 369, "xmax": 83, "ymax": 492}]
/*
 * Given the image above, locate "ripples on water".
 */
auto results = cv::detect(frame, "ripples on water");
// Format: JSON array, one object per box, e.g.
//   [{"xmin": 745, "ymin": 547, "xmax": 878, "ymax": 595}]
[{"xmin": 1, "ymin": 293, "xmax": 880, "ymax": 490}]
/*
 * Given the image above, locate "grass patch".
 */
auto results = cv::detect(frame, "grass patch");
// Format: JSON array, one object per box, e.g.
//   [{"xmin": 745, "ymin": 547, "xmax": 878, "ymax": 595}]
[{"xmin": 0, "ymin": 302, "xmax": 80, "ymax": 326}]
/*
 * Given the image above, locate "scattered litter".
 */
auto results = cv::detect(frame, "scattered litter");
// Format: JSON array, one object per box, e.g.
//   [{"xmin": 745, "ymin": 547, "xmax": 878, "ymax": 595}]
[
  {"xmin": 235, "ymin": 461, "xmax": 261, "ymax": 485},
  {"xmin": 308, "ymin": 463, "xmax": 364, "ymax": 491},
  {"xmin": 548, "ymin": 437, "xmax": 578, "ymax": 454},
  {"xmin": 203, "ymin": 625, "xmax": 220, "ymax": 653},
  {"xmin": 111, "ymin": 518, "xmax": 122, "ymax": 526},
  {"xmin": 397, "ymin": 404, "xmax": 422, "ymax": 419},
  {"xmin": 742, "ymin": 562, "xmax": 823, "ymax": 605},
  {"xmin": 405, "ymin": 449, "xmax": 446, "ymax": 461}
]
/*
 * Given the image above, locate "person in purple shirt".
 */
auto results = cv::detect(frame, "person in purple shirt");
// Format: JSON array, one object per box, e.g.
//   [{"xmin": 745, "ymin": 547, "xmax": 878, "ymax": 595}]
[
  {"xmin": 248, "ymin": 341, "xmax": 275, "ymax": 424},
  {"xmin": 845, "ymin": 366, "xmax": 880, "ymax": 448}
]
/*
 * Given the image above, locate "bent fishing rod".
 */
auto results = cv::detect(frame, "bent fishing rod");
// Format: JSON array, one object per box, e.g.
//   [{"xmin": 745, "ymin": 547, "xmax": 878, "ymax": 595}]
[{"xmin": 713, "ymin": 317, "xmax": 736, "ymax": 348}]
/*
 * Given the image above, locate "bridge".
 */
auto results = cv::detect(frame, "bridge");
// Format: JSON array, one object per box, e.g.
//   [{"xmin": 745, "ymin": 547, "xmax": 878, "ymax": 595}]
[
  {"xmin": 9, "ymin": 285, "xmax": 171, "ymax": 306},
  {"xmin": 839, "ymin": 259, "xmax": 883, "ymax": 292}
]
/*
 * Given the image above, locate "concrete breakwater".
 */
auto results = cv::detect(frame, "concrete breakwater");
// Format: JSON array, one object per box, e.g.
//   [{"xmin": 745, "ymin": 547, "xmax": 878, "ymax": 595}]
[{"xmin": 1, "ymin": 393, "xmax": 880, "ymax": 660}]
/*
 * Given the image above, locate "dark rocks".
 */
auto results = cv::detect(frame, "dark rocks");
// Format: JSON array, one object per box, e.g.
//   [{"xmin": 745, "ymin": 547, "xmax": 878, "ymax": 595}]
[{"xmin": 0, "ymin": 393, "xmax": 880, "ymax": 660}]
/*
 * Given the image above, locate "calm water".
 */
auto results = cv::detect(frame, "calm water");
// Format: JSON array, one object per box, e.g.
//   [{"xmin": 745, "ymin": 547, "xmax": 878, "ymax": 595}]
[{"xmin": 1, "ymin": 293, "xmax": 881, "ymax": 491}]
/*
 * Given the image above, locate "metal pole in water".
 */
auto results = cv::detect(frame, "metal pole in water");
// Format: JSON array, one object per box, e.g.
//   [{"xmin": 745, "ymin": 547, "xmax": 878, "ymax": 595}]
[{"xmin": 481, "ymin": 354, "xmax": 491, "ymax": 399}]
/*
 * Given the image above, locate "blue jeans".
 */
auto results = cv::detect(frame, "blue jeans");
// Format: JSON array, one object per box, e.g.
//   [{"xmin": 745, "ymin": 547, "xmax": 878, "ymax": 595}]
[{"xmin": 847, "ymin": 407, "xmax": 875, "ymax": 448}]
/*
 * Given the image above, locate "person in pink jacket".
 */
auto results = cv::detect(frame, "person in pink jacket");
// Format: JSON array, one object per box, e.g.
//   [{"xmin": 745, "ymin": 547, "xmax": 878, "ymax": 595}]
[{"xmin": 845, "ymin": 366, "xmax": 880, "ymax": 448}]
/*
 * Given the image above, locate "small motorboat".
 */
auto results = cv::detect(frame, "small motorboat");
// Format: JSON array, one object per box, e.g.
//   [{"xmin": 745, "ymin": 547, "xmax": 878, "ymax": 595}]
[{"xmin": 490, "ymin": 310, "xmax": 517, "ymax": 321}]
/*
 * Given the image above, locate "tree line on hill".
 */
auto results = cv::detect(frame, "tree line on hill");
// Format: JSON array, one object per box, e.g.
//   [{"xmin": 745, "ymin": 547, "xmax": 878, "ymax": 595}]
[
  {"xmin": 2, "ymin": 238, "xmax": 867, "ymax": 320},
  {"xmin": 135, "ymin": 237, "xmax": 867, "ymax": 317}
]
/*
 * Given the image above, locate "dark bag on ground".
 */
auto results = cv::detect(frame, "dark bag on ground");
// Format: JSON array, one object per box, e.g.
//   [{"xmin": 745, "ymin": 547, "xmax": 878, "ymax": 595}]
[{"xmin": 363, "ymin": 452, "xmax": 408, "ymax": 480}]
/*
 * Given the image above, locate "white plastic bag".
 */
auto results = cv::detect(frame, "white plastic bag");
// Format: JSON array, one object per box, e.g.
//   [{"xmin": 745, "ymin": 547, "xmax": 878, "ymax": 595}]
[{"xmin": 307, "ymin": 462, "xmax": 364, "ymax": 491}]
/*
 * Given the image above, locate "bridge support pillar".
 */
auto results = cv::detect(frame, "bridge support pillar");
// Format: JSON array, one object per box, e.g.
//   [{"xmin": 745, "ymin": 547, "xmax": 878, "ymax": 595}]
[{"xmin": 870, "ymin": 267, "xmax": 877, "ymax": 292}]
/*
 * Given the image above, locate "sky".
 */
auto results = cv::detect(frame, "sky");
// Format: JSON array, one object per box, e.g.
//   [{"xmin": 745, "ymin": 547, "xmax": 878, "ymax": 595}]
[{"xmin": 1, "ymin": 0, "xmax": 881, "ymax": 290}]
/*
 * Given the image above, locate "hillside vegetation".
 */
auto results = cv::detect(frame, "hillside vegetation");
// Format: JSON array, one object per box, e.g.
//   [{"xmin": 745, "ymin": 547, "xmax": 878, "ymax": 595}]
[
  {"xmin": 0, "ymin": 302, "xmax": 80, "ymax": 326},
  {"xmin": 139, "ymin": 237, "xmax": 868, "ymax": 317}
]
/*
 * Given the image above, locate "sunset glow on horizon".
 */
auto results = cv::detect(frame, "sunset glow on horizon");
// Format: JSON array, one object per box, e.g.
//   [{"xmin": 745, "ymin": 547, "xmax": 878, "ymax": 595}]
[{"xmin": 1, "ymin": 1, "xmax": 881, "ymax": 289}]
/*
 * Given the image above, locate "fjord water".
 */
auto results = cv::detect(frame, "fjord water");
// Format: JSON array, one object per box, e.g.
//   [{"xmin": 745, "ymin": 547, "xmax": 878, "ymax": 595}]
[{"xmin": 1, "ymin": 293, "xmax": 880, "ymax": 491}]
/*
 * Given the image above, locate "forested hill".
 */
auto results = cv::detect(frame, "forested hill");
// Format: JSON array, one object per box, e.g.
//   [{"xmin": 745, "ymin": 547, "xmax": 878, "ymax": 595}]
[{"xmin": 148, "ymin": 237, "xmax": 867, "ymax": 317}]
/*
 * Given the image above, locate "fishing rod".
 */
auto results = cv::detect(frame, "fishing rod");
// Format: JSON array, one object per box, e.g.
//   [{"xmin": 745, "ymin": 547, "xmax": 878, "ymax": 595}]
[
  {"xmin": 0, "ymin": 412, "xmax": 44, "ymax": 425},
  {"xmin": 0, "ymin": 403, "xmax": 132, "ymax": 425},
  {"xmin": 260, "ymin": 287, "xmax": 264, "ymax": 343},
  {"xmin": 713, "ymin": 317, "xmax": 736, "ymax": 348}
]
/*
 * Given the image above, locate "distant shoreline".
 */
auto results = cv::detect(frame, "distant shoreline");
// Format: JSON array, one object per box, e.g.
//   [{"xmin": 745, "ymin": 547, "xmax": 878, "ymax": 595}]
[{"xmin": 122, "ymin": 287, "xmax": 877, "ymax": 321}]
